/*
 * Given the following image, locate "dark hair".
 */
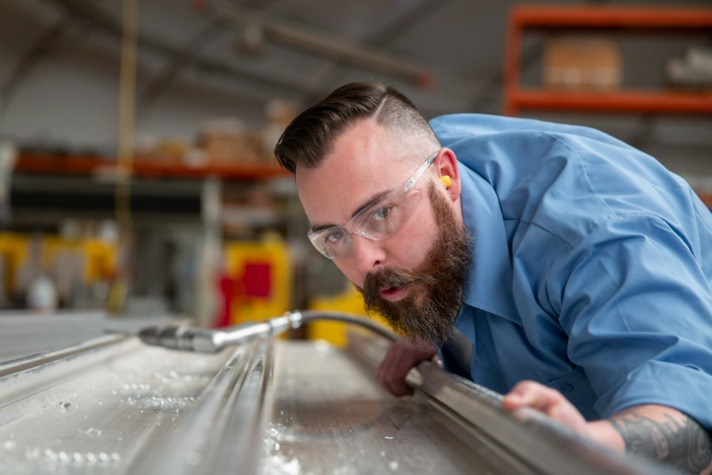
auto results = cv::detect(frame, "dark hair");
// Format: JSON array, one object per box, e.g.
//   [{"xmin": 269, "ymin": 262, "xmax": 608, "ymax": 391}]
[{"xmin": 274, "ymin": 82, "xmax": 438, "ymax": 173}]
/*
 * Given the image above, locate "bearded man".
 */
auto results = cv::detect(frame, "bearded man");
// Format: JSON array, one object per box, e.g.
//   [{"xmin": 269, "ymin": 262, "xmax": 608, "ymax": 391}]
[{"xmin": 274, "ymin": 82, "xmax": 712, "ymax": 474}]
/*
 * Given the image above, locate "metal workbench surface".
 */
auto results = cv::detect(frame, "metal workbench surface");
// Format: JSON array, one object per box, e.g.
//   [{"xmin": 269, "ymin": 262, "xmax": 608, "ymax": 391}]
[{"xmin": 0, "ymin": 325, "xmax": 673, "ymax": 475}]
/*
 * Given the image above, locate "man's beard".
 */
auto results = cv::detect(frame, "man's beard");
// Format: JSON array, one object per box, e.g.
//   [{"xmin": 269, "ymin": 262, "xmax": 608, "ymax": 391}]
[{"xmin": 357, "ymin": 182, "xmax": 473, "ymax": 347}]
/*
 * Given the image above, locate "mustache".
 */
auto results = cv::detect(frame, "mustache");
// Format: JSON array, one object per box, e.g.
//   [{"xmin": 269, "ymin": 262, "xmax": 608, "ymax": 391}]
[{"xmin": 362, "ymin": 267, "xmax": 435, "ymax": 295}]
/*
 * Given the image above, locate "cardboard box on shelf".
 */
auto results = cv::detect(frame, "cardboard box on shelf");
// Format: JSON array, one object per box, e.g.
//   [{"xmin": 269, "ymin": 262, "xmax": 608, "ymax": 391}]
[
  {"xmin": 155, "ymin": 139, "xmax": 192, "ymax": 164},
  {"xmin": 134, "ymin": 135, "xmax": 191, "ymax": 165},
  {"xmin": 202, "ymin": 132, "xmax": 250, "ymax": 165},
  {"xmin": 199, "ymin": 118, "xmax": 265, "ymax": 166},
  {"xmin": 260, "ymin": 100, "xmax": 298, "ymax": 159},
  {"xmin": 543, "ymin": 37, "xmax": 622, "ymax": 91}
]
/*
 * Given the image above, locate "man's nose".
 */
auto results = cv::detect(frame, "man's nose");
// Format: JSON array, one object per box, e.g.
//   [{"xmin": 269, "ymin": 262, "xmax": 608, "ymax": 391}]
[{"xmin": 350, "ymin": 234, "xmax": 386, "ymax": 274}]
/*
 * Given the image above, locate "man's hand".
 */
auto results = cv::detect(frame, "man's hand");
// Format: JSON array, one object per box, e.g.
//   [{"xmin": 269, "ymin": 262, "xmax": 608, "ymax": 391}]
[
  {"xmin": 501, "ymin": 380, "xmax": 599, "ymax": 441},
  {"xmin": 377, "ymin": 339, "xmax": 436, "ymax": 396},
  {"xmin": 502, "ymin": 380, "xmax": 712, "ymax": 474}
]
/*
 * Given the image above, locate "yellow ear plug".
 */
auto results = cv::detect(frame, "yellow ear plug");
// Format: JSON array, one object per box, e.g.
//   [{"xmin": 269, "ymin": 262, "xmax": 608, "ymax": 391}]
[{"xmin": 440, "ymin": 175, "xmax": 452, "ymax": 189}]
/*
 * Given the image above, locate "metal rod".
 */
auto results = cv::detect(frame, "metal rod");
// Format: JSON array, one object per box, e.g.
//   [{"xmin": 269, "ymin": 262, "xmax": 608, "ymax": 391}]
[
  {"xmin": 137, "ymin": 310, "xmax": 397, "ymax": 353},
  {"xmin": 213, "ymin": 0, "xmax": 433, "ymax": 86},
  {"xmin": 347, "ymin": 329, "xmax": 675, "ymax": 475}
]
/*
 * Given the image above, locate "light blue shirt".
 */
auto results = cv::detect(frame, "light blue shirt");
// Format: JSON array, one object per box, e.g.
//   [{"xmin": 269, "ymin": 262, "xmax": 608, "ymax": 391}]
[{"xmin": 430, "ymin": 113, "xmax": 712, "ymax": 426}]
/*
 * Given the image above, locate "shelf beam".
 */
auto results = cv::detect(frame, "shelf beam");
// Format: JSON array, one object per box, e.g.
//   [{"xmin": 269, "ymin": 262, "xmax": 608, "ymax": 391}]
[
  {"xmin": 504, "ymin": 6, "xmax": 712, "ymax": 116},
  {"xmin": 511, "ymin": 6, "xmax": 712, "ymax": 29},
  {"xmin": 14, "ymin": 154, "xmax": 289, "ymax": 181},
  {"xmin": 509, "ymin": 90, "xmax": 712, "ymax": 114}
]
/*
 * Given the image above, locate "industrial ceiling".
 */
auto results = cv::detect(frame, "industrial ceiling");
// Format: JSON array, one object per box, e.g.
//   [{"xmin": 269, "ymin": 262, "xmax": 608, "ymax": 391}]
[{"xmin": 0, "ymin": 0, "xmax": 710, "ymax": 174}]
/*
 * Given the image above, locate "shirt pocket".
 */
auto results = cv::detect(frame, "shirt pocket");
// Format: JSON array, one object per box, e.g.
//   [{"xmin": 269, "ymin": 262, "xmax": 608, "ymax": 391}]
[{"xmin": 546, "ymin": 365, "xmax": 598, "ymax": 421}]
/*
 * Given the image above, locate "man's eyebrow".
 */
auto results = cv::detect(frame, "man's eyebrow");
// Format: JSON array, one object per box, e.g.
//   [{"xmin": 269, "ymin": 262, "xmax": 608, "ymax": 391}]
[{"xmin": 310, "ymin": 189, "xmax": 391, "ymax": 233}]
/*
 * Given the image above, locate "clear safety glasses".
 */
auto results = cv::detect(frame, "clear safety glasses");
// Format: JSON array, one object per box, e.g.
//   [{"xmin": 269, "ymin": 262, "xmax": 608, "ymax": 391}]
[{"xmin": 308, "ymin": 150, "xmax": 438, "ymax": 259}]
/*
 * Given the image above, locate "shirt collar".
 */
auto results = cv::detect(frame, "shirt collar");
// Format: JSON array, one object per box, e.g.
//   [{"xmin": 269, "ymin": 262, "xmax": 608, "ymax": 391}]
[{"xmin": 459, "ymin": 164, "xmax": 520, "ymax": 324}]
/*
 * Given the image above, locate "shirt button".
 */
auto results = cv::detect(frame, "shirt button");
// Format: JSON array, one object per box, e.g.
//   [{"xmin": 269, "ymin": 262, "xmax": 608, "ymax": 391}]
[{"xmin": 560, "ymin": 383, "xmax": 574, "ymax": 394}]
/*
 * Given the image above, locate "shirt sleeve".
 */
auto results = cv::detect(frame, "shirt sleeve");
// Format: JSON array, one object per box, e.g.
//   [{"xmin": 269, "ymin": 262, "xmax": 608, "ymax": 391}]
[{"xmin": 548, "ymin": 213, "xmax": 712, "ymax": 428}]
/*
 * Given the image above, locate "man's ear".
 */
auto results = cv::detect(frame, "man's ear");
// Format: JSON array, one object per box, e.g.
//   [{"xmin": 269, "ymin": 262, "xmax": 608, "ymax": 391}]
[{"xmin": 435, "ymin": 148, "xmax": 460, "ymax": 201}]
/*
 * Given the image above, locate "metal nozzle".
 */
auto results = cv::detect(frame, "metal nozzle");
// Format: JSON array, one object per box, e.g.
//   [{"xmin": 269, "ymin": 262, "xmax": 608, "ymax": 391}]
[{"xmin": 138, "ymin": 325, "xmax": 224, "ymax": 352}]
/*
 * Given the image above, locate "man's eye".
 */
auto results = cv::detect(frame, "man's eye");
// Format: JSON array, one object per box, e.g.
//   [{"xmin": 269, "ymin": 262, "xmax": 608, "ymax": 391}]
[
  {"xmin": 372, "ymin": 206, "xmax": 393, "ymax": 221},
  {"xmin": 325, "ymin": 229, "xmax": 345, "ymax": 244}
]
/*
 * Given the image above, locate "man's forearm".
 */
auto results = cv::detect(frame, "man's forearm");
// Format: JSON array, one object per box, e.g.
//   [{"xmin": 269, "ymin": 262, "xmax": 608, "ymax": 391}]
[
  {"xmin": 502, "ymin": 382, "xmax": 712, "ymax": 473},
  {"xmin": 607, "ymin": 405, "xmax": 712, "ymax": 474}
]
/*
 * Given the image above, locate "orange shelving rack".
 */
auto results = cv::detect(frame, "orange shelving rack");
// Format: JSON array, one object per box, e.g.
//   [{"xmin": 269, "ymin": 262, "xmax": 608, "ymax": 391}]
[{"xmin": 503, "ymin": 5, "xmax": 712, "ymax": 116}]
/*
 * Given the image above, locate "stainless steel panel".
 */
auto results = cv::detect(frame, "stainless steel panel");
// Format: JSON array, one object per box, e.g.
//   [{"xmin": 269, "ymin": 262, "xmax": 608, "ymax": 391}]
[{"xmin": 0, "ymin": 325, "xmax": 674, "ymax": 474}]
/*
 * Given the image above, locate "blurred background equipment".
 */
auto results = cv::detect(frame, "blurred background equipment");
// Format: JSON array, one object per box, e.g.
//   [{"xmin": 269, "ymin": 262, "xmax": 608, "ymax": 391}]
[{"xmin": 666, "ymin": 46, "xmax": 712, "ymax": 90}]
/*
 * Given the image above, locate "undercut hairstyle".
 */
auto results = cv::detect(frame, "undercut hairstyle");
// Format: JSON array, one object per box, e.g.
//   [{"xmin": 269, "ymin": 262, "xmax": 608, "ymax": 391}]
[{"xmin": 274, "ymin": 82, "xmax": 439, "ymax": 174}]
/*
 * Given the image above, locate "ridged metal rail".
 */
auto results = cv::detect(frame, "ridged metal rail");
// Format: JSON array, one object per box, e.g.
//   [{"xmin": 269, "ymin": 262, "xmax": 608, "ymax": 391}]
[{"xmin": 0, "ymin": 311, "xmax": 675, "ymax": 474}]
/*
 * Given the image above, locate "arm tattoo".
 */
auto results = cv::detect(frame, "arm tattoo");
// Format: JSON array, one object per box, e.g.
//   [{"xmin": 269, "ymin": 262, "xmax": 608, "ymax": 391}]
[{"xmin": 610, "ymin": 410, "xmax": 712, "ymax": 474}]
